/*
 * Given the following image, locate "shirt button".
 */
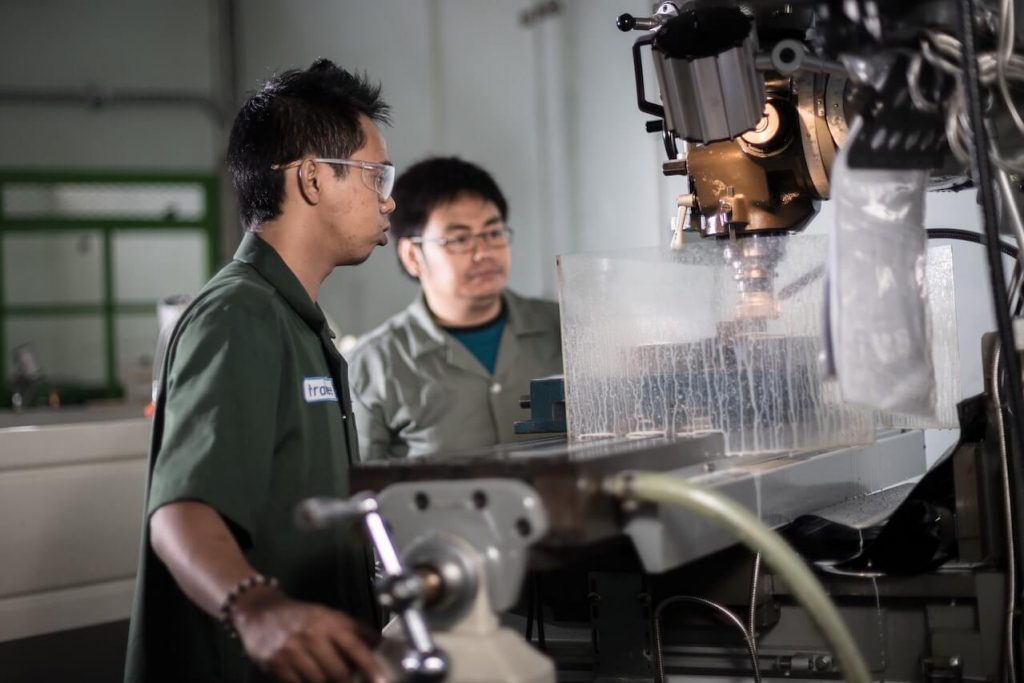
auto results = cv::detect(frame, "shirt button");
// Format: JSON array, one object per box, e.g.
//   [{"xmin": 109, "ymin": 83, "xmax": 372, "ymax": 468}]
[{"xmin": 490, "ymin": 382, "xmax": 502, "ymax": 395}]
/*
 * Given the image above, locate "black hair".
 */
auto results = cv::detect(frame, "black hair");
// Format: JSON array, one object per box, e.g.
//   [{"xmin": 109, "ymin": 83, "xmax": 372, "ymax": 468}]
[
  {"xmin": 390, "ymin": 156, "xmax": 508, "ymax": 242},
  {"xmin": 227, "ymin": 58, "xmax": 391, "ymax": 231}
]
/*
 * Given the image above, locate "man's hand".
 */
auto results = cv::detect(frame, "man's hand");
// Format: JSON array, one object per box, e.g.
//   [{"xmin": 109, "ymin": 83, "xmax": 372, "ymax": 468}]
[
  {"xmin": 233, "ymin": 586, "xmax": 387, "ymax": 683},
  {"xmin": 149, "ymin": 502, "xmax": 388, "ymax": 683}
]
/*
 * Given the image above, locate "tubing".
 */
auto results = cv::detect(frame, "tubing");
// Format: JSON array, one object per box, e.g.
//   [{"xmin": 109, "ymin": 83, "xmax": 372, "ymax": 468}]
[{"xmin": 602, "ymin": 471, "xmax": 871, "ymax": 683}]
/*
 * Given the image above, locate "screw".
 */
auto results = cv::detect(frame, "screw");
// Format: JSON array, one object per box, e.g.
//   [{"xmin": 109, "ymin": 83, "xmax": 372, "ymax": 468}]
[{"xmin": 515, "ymin": 517, "xmax": 533, "ymax": 537}]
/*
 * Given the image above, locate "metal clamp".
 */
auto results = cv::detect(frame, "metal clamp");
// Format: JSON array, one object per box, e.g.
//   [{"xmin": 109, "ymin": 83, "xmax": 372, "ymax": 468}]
[{"xmin": 297, "ymin": 493, "xmax": 448, "ymax": 681}]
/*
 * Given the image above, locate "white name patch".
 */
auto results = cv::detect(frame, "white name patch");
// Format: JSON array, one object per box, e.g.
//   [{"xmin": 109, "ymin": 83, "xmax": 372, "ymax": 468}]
[{"xmin": 302, "ymin": 377, "xmax": 338, "ymax": 403}]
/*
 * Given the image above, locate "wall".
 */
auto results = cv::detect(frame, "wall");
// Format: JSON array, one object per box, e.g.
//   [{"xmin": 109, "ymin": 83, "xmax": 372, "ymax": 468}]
[
  {"xmin": 0, "ymin": 0, "xmax": 221, "ymax": 170},
  {"xmin": 566, "ymin": 0, "xmax": 681, "ymax": 253}
]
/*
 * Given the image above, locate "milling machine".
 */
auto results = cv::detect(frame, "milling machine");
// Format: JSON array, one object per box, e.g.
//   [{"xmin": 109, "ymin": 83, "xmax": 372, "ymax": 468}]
[{"xmin": 304, "ymin": 2, "xmax": 1024, "ymax": 681}]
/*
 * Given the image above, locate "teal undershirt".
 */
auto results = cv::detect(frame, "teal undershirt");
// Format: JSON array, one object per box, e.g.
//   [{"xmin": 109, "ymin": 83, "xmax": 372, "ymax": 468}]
[{"xmin": 443, "ymin": 307, "xmax": 507, "ymax": 375}]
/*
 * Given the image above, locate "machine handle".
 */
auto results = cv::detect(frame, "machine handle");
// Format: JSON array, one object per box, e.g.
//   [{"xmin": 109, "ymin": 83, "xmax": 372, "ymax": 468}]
[
  {"xmin": 631, "ymin": 33, "xmax": 665, "ymax": 119},
  {"xmin": 617, "ymin": 12, "xmax": 663, "ymax": 32},
  {"xmin": 297, "ymin": 493, "xmax": 448, "ymax": 682}
]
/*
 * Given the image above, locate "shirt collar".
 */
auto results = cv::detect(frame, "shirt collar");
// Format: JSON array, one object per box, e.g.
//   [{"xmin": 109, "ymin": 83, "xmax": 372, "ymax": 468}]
[
  {"xmin": 233, "ymin": 232, "xmax": 327, "ymax": 333},
  {"xmin": 504, "ymin": 290, "xmax": 551, "ymax": 335},
  {"xmin": 407, "ymin": 294, "xmax": 447, "ymax": 357},
  {"xmin": 406, "ymin": 290, "xmax": 546, "ymax": 358}
]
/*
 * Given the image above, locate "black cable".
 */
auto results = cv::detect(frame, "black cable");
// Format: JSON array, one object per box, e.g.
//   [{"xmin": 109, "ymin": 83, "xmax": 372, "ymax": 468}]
[
  {"xmin": 957, "ymin": 0, "xmax": 1024, "ymax": 672},
  {"xmin": 925, "ymin": 228, "xmax": 1020, "ymax": 259}
]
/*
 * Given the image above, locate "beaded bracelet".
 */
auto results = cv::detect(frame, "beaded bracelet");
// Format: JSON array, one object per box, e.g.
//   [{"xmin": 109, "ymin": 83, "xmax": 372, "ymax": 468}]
[{"xmin": 219, "ymin": 573, "xmax": 279, "ymax": 638}]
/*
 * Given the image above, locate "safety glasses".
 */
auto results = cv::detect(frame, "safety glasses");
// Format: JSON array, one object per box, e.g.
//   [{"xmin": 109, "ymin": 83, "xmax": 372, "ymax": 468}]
[
  {"xmin": 272, "ymin": 158, "xmax": 395, "ymax": 202},
  {"xmin": 409, "ymin": 226, "xmax": 514, "ymax": 254}
]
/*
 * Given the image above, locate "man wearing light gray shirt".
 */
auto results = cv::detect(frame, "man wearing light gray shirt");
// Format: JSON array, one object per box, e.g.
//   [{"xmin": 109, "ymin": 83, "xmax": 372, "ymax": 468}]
[{"xmin": 349, "ymin": 157, "xmax": 562, "ymax": 460}]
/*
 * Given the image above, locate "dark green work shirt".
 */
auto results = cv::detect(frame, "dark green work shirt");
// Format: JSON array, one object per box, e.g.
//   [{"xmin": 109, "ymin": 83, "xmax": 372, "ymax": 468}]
[{"xmin": 125, "ymin": 233, "xmax": 377, "ymax": 683}]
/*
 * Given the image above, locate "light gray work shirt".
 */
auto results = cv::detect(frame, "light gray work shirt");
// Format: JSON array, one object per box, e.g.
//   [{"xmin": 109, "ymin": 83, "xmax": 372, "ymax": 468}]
[{"xmin": 348, "ymin": 290, "xmax": 563, "ymax": 460}]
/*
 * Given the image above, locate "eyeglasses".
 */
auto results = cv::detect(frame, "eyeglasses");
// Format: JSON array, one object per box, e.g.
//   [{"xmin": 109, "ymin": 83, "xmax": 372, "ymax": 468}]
[
  {"xmin": 408, "ymin": 226, "xmax": 514, "ymax": 254},
  {"xmin": 271, "ymin": 158, "xmax": 396, "ymax": 202}
]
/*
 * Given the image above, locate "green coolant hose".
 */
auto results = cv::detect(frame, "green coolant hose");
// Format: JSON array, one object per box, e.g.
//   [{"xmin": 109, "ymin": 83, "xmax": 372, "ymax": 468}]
[{"xmin": 602, "ymin": 471, "xmax": 871, "ymax": 683}]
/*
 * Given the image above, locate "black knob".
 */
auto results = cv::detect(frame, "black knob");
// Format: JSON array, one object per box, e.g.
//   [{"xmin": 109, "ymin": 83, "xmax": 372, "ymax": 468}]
[{"xmin": 616, "ymin": 13, "xmax": 636, "ymax": 32}]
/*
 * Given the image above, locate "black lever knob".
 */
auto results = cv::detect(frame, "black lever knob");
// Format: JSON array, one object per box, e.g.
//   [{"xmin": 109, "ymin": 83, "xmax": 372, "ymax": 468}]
[{"xmin": 618, "ymin": 12, "xmax": 662, "ymax": 32}]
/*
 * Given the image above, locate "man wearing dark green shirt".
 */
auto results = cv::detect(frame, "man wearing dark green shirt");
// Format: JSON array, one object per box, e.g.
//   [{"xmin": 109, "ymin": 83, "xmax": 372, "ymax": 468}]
[{"xmin": 125, "ymin": 59, "xmax": 395, "ymax": 683}]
